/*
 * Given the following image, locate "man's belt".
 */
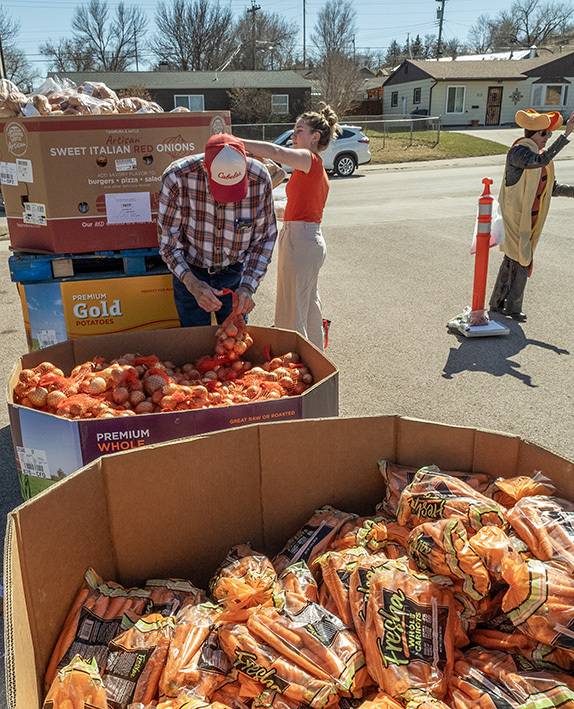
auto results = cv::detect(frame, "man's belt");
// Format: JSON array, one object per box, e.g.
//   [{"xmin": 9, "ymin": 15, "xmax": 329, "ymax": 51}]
[{"xmin": 191, "ymin": 262, "xmax": 240, "ymax": 275}]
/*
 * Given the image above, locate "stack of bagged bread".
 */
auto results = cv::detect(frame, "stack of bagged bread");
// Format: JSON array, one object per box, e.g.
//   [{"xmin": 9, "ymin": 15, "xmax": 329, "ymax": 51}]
[{"xmin": 0, "ymin": 76, "xmax": 186, "ymax": 117}]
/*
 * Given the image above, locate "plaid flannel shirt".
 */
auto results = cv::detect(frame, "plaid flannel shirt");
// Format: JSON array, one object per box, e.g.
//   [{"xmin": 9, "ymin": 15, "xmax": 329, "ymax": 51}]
[{"xmin": 157, "ymin": 154, "xmax": 278, "ymax": 295}]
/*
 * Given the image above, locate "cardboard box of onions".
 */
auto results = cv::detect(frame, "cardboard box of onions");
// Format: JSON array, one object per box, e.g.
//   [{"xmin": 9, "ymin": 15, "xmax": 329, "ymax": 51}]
[{"xmin": 8, "ymin": 325, "xmax": 338, "ymax": 499}]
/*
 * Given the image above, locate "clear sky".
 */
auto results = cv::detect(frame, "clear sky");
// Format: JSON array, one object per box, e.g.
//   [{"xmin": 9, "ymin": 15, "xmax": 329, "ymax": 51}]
[{"xmin": 12, "ymin": 0, "xmax": 519, "ymax": 81}]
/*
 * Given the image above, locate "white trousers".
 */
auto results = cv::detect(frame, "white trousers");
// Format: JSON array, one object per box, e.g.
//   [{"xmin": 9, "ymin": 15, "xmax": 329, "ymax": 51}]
[{"xmin": 274, "ymin": 220, "xmax": 327, "ymax": 349}]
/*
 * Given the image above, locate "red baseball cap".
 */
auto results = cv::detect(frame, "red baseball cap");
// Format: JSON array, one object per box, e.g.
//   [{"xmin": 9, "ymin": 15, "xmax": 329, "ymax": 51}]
[{"xmin": 204, "ymin": 133, "xmax": 248, "ymax": 203}]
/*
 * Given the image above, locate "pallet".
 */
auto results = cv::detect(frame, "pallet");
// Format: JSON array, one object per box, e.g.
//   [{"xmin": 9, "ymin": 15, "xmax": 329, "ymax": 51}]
[{"xmin": 9, "ymin": 248, "xmax": 169, "ymax": 284}]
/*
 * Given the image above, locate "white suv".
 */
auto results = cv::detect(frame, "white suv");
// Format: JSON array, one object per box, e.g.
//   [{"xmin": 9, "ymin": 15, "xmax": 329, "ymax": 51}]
[{"xmin": 273, "ymin": 124, "xmax": 371, "ymax": 177}]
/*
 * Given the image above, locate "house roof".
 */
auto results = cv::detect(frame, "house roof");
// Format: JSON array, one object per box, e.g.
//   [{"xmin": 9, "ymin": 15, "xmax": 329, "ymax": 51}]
[
  {"xmin": 384, "ymin": 49, "xmax": 574, "ymax": 85},
  {"xmin": 48, "ymin": 70, "xmax": 312, "ymax": 91}
]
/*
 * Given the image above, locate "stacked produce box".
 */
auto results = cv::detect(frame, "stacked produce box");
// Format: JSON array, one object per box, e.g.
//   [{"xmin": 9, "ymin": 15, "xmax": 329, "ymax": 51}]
[{"xmin": 0, "ymin": 76, "xmax": 232, "ymax": 342}]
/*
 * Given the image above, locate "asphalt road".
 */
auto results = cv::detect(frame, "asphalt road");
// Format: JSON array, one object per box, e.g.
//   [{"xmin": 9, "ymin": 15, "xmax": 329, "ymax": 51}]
[{"xmin": 1, "ymin": 127, "xmax": 573, "ymax": 706}]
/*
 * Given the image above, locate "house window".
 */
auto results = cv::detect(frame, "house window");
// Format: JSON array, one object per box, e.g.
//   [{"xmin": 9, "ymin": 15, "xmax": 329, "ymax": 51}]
[
  {"xmin": 391, "ymin": 91, "xmax": 398, "ymax": 107},
  {"xmin": 446, "ymin": 85, "xmax": 465, "ymax": 113},
  {"xmin": 531, "ymin": 83, "xmax": 568, "ymax": 107},
  {"xmin": 413, "ymin": 87, "xmax": 421, "ymax": 104},
  {"xmin": 174, "ymin": 94, "xmax": 205, "ymax": 111},
  {"xmin": 271, "ymin": 94, "xmax": 289, "ymax": 114}
]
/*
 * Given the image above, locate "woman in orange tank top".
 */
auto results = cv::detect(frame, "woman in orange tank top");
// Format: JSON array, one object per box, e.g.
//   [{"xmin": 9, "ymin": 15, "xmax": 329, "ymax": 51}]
[{"xmin": 241, "ymin": 104, "xmax": 340, "ymax": 349}]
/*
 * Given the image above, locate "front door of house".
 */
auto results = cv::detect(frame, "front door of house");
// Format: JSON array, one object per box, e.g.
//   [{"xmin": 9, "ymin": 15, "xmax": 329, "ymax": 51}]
[{"xmin": 486, "ymin": 87, "xmax": 503, "ymax": 125}]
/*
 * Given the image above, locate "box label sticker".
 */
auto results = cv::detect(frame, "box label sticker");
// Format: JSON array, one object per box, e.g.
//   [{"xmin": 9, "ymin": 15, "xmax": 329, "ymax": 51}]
[
  {"xmin": 36, "ymin": 328, "xmax": 59, "ymax": 349},
  {"xmin": 16, "ymin": 158, "xmax": 33, "ymax": 183},
  {"xmin": 16, "ymin": 446, "xmax": 51, "ymax": 478},
  {"xmin": 105, "ymin": 191, "xmax": 152, "ymax": 224},
  {"xmin": 23, "ymin": 202, "xmax": 47, "ymax": 225},
  {"xmin": 0, "ymin": 161, "xmax": 18, "ymax": 186},
  {"xmin": 115, "ymin": 157, "xmax": 137, "ymax": 172}
]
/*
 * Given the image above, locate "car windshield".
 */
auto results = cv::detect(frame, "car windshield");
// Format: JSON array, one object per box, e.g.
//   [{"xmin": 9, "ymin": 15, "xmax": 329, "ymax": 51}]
[{"xmin": 274, "ymin": 130, "xmax": 293, "ymax": 145}]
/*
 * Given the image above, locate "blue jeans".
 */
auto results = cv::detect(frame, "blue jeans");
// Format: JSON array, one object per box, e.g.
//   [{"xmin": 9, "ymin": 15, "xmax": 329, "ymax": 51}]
[{"xmin": 172, "ymin": 264, "xmax": 245, "ymax": 327}]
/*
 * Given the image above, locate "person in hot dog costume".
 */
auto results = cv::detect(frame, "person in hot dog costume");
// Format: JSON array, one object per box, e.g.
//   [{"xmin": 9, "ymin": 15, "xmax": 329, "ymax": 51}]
[{"xmin": 489, "ymin": 109, "xmax": 574, "ymax": 321}]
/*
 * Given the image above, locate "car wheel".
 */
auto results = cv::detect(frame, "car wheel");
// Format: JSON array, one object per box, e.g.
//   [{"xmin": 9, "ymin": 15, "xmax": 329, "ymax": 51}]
[{"xmin": 334, "ymin": 154, "xmax": 356, "ymax": 177}]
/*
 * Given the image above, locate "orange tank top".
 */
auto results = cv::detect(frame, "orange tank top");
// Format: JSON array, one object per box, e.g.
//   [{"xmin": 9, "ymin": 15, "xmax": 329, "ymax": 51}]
[{"xmin": 283, "ymin": 151, "xmax": 329, "ymax": 223}]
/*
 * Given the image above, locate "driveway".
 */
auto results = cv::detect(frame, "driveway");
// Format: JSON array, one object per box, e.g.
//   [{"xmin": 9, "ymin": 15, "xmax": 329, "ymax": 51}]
[{"xmin": 445, "ymin": 125, "xmax": 524, "ymax": 147}]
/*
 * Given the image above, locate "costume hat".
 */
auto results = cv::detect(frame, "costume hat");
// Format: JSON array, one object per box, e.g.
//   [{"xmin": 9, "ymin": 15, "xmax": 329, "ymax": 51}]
[
  {"xmin": 204, "ymin": 133, "xmax": 248, "ymax": 203},
  {"xmin": 515, "ymin": 109, "xmax": 563, "ymax": 131}
]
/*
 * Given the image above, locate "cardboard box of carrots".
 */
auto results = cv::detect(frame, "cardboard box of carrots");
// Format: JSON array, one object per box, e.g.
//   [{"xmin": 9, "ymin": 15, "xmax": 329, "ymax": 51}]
[{"xmin": 5, "ymin": 415, "xmax": 574, "ymax": 709}]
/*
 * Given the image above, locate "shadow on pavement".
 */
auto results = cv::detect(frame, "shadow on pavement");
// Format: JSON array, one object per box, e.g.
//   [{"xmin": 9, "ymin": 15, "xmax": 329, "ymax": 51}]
[{"xmin": 442, "ymin": 321, "xmax": 570, "ymax": 387}]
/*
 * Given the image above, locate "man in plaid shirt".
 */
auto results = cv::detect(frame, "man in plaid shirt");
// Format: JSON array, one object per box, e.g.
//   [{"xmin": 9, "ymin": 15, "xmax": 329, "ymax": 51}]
[{"xmin": 158, "ymin": 133, "xmax": 278, "ymax": 326}]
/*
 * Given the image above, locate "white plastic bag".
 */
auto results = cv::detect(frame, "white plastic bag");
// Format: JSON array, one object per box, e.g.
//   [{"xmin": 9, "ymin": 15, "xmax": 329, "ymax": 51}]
[{"xmin": 470, "ymin": 197, "xmax": 505, "ymax": 254}]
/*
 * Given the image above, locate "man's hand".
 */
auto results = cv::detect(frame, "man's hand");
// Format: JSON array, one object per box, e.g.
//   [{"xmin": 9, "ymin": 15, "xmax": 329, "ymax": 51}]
[
  {"xmin": 235, "ymin": 287, "xmax": 255, "ymax": 315},
  {"xmin": 182, "ymin": 272, "xmax": 222, "ymax": 312},
  {"xmin": 565, "ymin": 112, "xmax": 574, "ymax": 139}
]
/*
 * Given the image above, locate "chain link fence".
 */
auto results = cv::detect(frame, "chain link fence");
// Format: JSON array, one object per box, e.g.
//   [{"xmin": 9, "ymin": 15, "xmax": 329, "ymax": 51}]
[{"xmin": 231, "ymin": 115, "xmax": 443, "ymax": 146}]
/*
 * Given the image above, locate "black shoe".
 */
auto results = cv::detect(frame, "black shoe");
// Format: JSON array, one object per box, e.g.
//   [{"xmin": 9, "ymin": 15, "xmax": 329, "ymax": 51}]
[{"xmin": 507, "ymin": 311, "xmax": 527, "ymax": 321}]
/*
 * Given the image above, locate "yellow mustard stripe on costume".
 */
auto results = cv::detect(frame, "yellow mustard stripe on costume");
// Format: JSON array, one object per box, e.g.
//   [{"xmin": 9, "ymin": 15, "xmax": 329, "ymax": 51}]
[{"xmin": 506, "ymin": 559, "xmax": 549, "ymax": 625}]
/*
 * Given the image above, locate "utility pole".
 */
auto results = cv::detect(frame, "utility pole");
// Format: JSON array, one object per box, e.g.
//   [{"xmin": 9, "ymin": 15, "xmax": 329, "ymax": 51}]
[
  {"xmin": 436, "ymin": 0, "xmax": 446, "ymax": 59},
  {"xmin": 247, "ymin": 0, "xmax": 261, "ymax": 70},
  {"xmin": 302, "ymin": 0, "xmax": 306, "ymax": 68},
  {"xmin": 0, "ymin": 34, "xmax": 6, "ymax": 78}
]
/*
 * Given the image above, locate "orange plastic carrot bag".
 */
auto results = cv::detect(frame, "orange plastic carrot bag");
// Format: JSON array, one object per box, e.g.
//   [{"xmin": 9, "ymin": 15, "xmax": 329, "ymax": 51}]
[
  {"xmin": 272, "ymin": 506, "xmax": 357, "ymax": 578},
  {"xmin": 506, "ymin": 496, "xmax": 574, "ymax": 572},
  {"xmin": 278, "ymin": 562, "xmax": 319, "ymax": 602},
  {"xmin": 486, "ymin": 472, "xmax": 556, "ymax": 508},
  {"xmin": 448, "ymin": 648, "xmax": 519, "ymax": 709},
  {"xmin": 466, "ymin": 525, "xmax": 527, "ymax": 580},
  {"xmin": 313, "ymin": 546, "xmax": 372, "ymax": 628},
  {"xmin": 102, "ymin": 612, "xmax": 175, "ymax": 708},
  {"xmin": 43, "ymin": 654, "xmax": 108, "ymax": 709},
  {"xmin": 45, "ymin": 568, "xmax": 151, "ymax": 691},
  {"xmin": 247, "ymin": 591, "xmax": 369, "ymax": 697},
  {"xmin": 360, "ymin": 558, "xmax": 463, "ymax": 699},
  {"xmin": 451, "ymin": 583, "xmax": 504, "ymax": 635},
  {"xmin": 501, "ymin": 556, "xmax": 574, "ymax": 651},
  {"xmin": 328, "ymin": 517, "xmax": 389, "ymax": 554},
  {"xmin": 144, "ymin": 578, "xmax": 206, "ymax": 616},
  {"xmin": 396, "ymin": 468, "xmax": 508, "ymax": 533},
  {"xmin": 210, "ymin": 545, "xmax": 282, "ymax": 622},
  {"xmin": 377, "ymin": 462, "xmax": 492, "ymax": 517},
  {"xmin": 159, "ymin": 602, "xmax": 224, "ymax": 698},
  {"xmin": 468, "ymin": 611, "xmax": 561, "ymax": 662},
  {"xmin": 406, "ymin": 519, "xmax": 491, "ymax": 600},
  {"xmin": 348, "ymin": 555, "xmax": 397, "ymax": 649},
  {"xmin": 218, "ymin": 622, "xmax": 339, "ymax": 708}
]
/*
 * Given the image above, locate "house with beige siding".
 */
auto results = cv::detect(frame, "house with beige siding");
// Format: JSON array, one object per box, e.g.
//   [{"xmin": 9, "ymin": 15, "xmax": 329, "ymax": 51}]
[{"xmin": 382, "ymin": 49, "xmax": 574, "ymax": 126}]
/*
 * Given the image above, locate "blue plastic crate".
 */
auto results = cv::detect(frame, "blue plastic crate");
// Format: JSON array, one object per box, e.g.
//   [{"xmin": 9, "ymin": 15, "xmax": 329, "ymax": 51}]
[{"xmin": 9, "ymin": 248, "xmax": 168, "ymax": 284}]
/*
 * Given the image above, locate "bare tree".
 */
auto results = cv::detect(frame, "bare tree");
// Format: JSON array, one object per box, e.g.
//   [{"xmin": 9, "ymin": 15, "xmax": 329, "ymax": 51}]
[
  {"xmin": 510, "ymin": 0, "xmax": 573, "ymax": 44},
  {"xmin": 310, "ymin": 0, "xmax": 362, "ymax": 115},
  {"xmin": 71, "ymin": 0, "xmax": 148, "ymax": 71},
  {"xmin": 228, "ymin": 87, "xmax": 274, "ymax": 123},
  {"xmin": 467, "ymin": 0, "xmax": 574, "ymax": 51},
  {"xmin": 231, "ymin": 11, "xmax": 297, "ymax": 71},
  {"xmin": 40, "ymin": 0, "xmax": 148, "ymax": 71},
  {"xmin": 315, "ymin": 53, "xmax": 363, "ymax": 116},
  {"xmin": 311, "ymin": 0, "xmax": 357, "ymax": 57},
  {"xmin": 467, "ymin": 15, "xmax": 495, "ymax": 53},
  {"xmin": 0, "ymin": 7, "xmax": 38, "ymax": 88},
  {"xmin": 40, "ymin": 38, "xmax": 96, "ymax": 72},
  {"xmin": 151, "ymin": 0, "xmax": 234, "ymax": 71}
]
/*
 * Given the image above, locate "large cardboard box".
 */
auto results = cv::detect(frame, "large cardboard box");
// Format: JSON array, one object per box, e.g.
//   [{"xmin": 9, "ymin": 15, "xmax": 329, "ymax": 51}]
[
  {"xmin": 7, "ymin": 326, "xmax": 338, "ymax": 499},
  {"xmin": 0, "ymin": 111, "xmax": 230, "ymax": 253},
  {"xmin": 5, "ymin": 415, "xmax": 574, "ymax": 709},
  {"xmin": 17, "ymin": 273, "xmax": 179, "ymax": 351}
]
